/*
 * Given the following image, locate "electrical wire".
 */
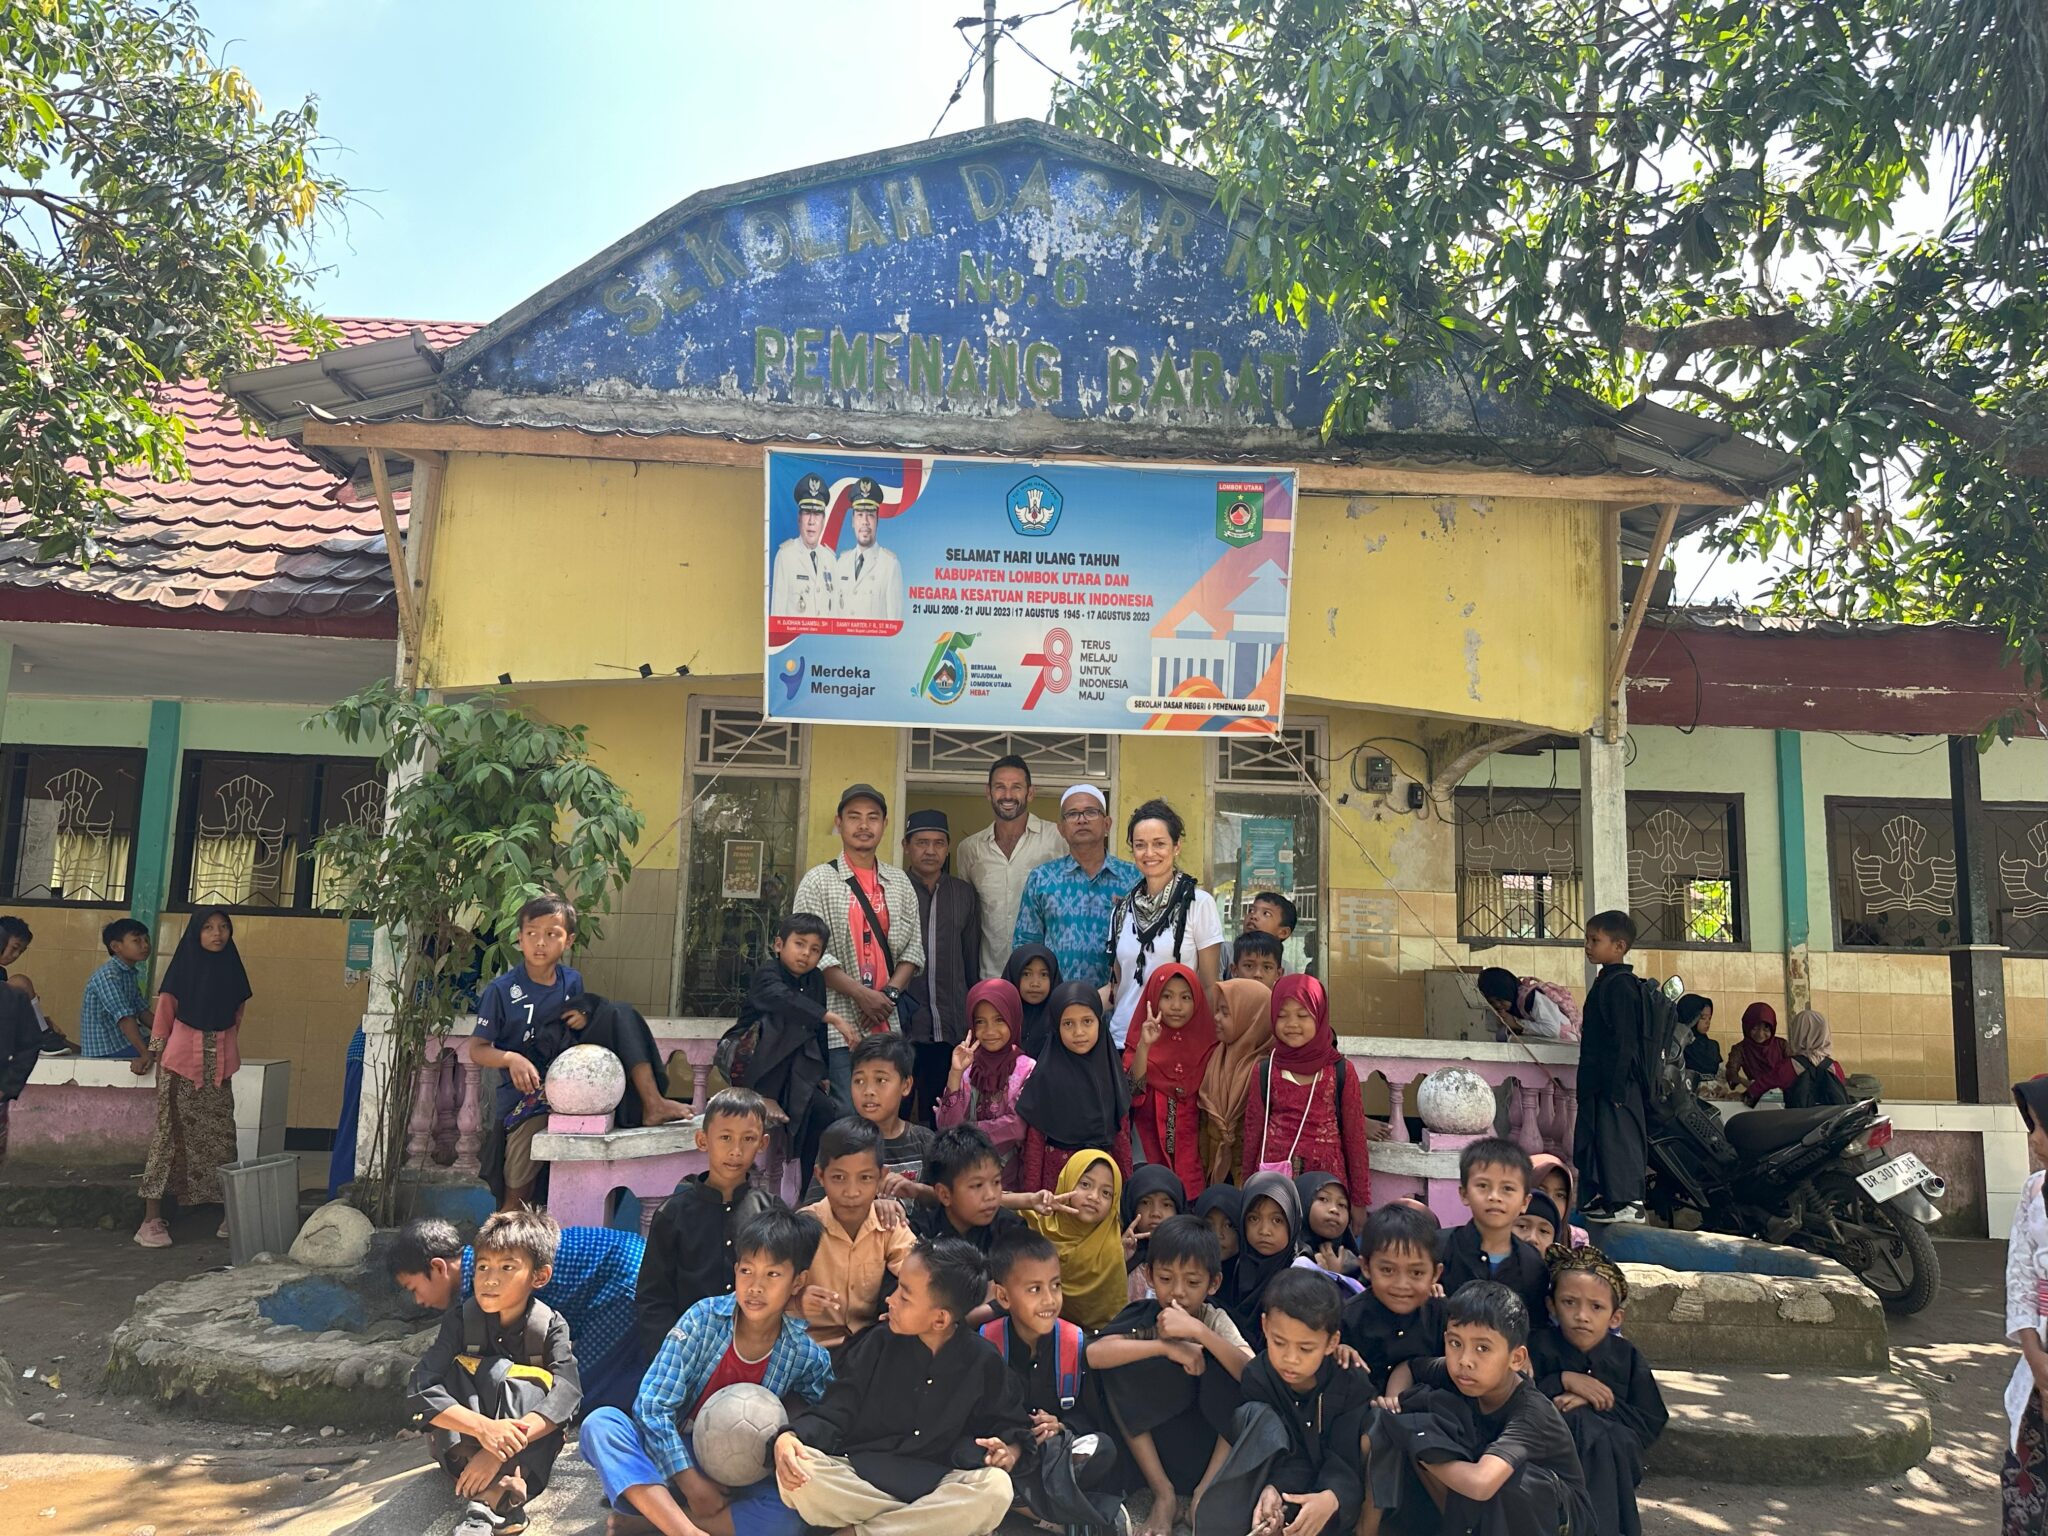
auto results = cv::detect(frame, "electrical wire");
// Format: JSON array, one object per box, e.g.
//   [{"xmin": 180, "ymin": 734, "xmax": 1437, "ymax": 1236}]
[{"xmin": 929, "ymin": 33, "xmax": 988, "ymax": 138}]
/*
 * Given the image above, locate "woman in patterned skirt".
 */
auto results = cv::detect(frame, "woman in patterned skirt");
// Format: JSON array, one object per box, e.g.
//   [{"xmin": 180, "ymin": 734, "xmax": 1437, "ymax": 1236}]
[{"xmin": 135, "ymin": 908, "xmax": 251, "ymax": 1248}]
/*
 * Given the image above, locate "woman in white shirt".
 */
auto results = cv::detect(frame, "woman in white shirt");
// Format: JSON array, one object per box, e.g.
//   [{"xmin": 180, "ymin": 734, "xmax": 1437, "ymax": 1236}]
[
  {"xmin": 2006, "ymin": 1075, "xmax": 2048, "ymax": 1533},
  {"xmin": 1105, "ymin": 798, "xmax": 1225, "ymax": 1048}
]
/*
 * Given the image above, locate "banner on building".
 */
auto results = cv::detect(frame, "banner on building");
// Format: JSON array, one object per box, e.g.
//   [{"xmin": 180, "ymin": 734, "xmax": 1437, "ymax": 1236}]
[{"xmin": 764, "ymin": 448, "xmax": 1294, "ymax": 734}]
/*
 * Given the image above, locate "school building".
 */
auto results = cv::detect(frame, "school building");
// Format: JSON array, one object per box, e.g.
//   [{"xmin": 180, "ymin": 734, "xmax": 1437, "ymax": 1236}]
[{"xmin": 8, "ymin": 122, "xmax": 2038, "ymax": 1178}]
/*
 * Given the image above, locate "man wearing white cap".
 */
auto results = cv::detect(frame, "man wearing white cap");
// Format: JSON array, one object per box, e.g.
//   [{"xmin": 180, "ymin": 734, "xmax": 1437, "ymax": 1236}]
[{"xmin": 1011, "ymin": 783, "xmax": 1138, "ymax": 994}]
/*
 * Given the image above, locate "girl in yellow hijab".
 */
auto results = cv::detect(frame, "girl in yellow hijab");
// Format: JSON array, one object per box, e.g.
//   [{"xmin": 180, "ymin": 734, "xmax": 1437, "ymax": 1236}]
[{"xmin": 1027, "ymin": 1148, "xmax": 1125, "ymax": 1330}]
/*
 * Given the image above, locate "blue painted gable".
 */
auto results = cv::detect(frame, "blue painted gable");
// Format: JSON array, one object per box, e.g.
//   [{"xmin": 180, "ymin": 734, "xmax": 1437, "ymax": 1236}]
[{"xmin": 444, "ymin": 122, "xmax": 1556, "ymax": 456}]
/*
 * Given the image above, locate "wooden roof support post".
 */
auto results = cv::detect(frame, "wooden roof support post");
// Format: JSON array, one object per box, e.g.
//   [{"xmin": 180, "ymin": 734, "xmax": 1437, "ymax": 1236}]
[
  {"xmin": 367, "ymin": 447, "xmax": 420, "ymax": 669},
  {"xmin": 1604, "ymin": 501, "xmax": 1680, "ymax": 740}
]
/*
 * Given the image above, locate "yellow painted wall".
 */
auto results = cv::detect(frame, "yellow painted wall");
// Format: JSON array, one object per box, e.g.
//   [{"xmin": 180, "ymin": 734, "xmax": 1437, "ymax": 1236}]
[
  {"xmin": 511, "ymin": 678, "xmax": 691, "ymax": 869},
  {"xmin": 803, "ymin": 725, "xmax": 903, "ymax": 867},
  {"xmin": 424, "ymin": 456, "xmax": 764, "ymax": 691},
  {"xmin": 17, "ymin": 906, "xmax": 359, "ymax": 1129},
  {"xmin": 424, "ymin": 460, "xmax": 1610, "ymax": 737},
  {"xmin": 1288, "ymin": 493, "xmax": 1607, "ymax": 733},
  {"xmin": 1113, "ymin": 734, "xmax": 1209, "ymax": 877}
]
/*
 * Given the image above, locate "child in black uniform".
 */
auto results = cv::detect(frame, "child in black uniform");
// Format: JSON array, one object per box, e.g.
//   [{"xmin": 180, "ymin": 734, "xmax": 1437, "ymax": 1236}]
[
  {"xmin": 1528, "ymin": 1246, "xmax": 1666, "ymax": 1536},
  {"xmin": 409, "ymin": 1210, "xmax": 581, "ymax": 1536},
  {"xmin": 1343, "ymin": 1202, "xmax": 1448, "ymax": 1407},
  {"xmin": 1438, "ymin": 1138, "xmax": 1551, "ymax": 1323},
  {"xmin": 1193, "ymin": 1268, "xmax": 1376, "ymax": 1536},
  {"xmin": 984, "ymin": 1228, "xmax": 1127, "ymax": 1532},
  {"xmin": 1364, "ymin": 1280, "xmax": 1595, "ymax": 1536},
  {"xmin": 1576, "ymin": 911, "xmax": 1651, "ymax": 1223},
  {"xmin": 1090, "ymin": 1214, "xmax": 1254, "ymax": 1536}
]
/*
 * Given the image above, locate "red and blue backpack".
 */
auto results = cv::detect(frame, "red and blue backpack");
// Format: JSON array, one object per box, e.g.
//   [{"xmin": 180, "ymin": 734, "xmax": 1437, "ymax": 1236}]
[{"xmin": 980, "ymin": 1315, "xmax": 1083, "ymax": 1410}]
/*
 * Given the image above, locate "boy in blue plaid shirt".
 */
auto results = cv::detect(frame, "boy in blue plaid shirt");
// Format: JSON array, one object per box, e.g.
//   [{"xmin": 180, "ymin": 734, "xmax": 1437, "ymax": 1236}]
[
  {"xmin": 79, "ymin": 919, "xmax": 151, "ymax": 1065},
  {"xmin": 581, "ymin": 1207, "xmax": 831, "ymax": 1536}
]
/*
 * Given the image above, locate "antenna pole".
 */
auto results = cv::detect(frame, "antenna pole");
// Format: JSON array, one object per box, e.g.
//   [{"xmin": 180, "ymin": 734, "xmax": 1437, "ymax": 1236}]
[{"xmin": 983, "ymin": 0, "xmax": 997, "ymax": 126}]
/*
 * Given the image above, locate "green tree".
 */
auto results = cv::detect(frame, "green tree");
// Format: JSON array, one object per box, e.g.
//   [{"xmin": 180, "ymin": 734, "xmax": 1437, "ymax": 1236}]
[
  {"xmin": 1061, "ymin": 0, "xmax": 2048, "ymax": 725},
  {"xmin": 1, "ymin": 0, "xmax": 343, "ymax": 560},
  {"xmin": 313, "ymin": 683, "xmax": 644, "ymax": 1223}
]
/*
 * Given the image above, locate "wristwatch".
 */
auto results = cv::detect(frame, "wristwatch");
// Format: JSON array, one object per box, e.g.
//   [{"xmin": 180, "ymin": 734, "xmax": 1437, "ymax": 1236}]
[{"xmin": 882, "ymin": 986, "xmax": 903, "ymax": 1003}]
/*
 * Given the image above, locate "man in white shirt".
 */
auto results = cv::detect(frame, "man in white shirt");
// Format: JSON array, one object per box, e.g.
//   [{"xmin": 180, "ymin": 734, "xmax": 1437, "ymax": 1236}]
[
  {"xmin": 769, "ymin": 471, "xmax": 837, "ymax": 619},
  {"xmin": 952, "ymin": 753, "xmax": 1065, "ymax": 979},
  {"xmin": 832, "ymin": 477, "xmax": 903, "ymax": 622}
]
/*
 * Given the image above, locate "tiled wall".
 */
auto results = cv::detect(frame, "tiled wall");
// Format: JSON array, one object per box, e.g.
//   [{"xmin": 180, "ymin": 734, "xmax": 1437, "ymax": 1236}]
[
  {"xmin": 5, "ymin": 905, "xmax": 361, "ymax": 1129},
  {"xmin": 572, "ymin": 865, "xmax": 680, "ymax": 1017}
]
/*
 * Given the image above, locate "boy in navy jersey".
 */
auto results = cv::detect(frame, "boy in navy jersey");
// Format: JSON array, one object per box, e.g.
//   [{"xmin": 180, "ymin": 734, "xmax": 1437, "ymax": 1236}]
[{"xmin": 469, "ymin": 896, "xmax": 584, "ymax": 1211}]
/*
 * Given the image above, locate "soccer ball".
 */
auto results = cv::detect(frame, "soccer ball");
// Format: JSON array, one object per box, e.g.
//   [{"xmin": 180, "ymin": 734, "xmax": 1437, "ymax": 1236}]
[{"xmin": 691, "ymin": 1383, "xmax": 788, "ymax": 1488}]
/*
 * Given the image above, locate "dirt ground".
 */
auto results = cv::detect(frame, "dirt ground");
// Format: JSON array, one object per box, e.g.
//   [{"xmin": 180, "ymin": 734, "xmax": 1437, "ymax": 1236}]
[{"xmin": 0, "ymin": 1219, "xmax": 2013, "ymax": 1534}]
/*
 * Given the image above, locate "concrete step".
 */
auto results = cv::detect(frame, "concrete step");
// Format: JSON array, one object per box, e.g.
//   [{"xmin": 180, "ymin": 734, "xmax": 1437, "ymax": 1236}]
[
  {"xmin": 1648, "ymin": 1368, "xmax": 1931, "ymax": 1484},
  {"xmin": 1621, "ymin": 1261, "xmax": 1890, "ymax": 1372}
]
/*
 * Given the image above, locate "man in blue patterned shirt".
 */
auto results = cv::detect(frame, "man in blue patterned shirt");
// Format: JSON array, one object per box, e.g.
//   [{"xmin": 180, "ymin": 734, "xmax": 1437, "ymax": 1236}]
[
  {"xmin": 1012, "ymin": 784, "xmax": 1139, "ymax": 992},
  {"xmin": 392, "ymin": 1218, "xmax": 647, "ymax": 1415},
  {"xmin": 581, "ymin": 1207, "xmax": 830, "ymax": 1536},
  {"xmin": 78, "ymin": 919, "xmax": 151, "ymax": 1063}
]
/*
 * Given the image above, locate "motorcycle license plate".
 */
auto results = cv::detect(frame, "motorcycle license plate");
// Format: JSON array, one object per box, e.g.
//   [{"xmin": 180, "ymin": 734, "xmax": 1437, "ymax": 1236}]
[{"xmin": 1856, "ymin": 1152, "xmax": 1934, "ymax": 1203}]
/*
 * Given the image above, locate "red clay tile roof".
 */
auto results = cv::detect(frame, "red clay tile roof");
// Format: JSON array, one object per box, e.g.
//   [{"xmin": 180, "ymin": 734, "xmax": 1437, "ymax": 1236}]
[{"xmin": 0, "ymin": 318, "xmax": 477, "ymax": 635}]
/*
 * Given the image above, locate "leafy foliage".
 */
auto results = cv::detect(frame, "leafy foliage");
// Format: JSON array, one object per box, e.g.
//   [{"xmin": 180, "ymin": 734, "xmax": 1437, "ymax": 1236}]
[
  {"xmin": 1060, "ymin": 0, "xmax": 2048, "ymax": 726},
  {"xmin": 0, "ymin": 0, "xmax": 343, "ymax": 560},
  {"xmin": 312, "ymin": 682, "xmax": 644, "ymax": 1220}
]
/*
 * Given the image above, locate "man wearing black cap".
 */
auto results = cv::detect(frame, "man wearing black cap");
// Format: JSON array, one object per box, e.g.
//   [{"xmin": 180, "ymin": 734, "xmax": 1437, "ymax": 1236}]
[
  {"xmin": 900, "ymin": 809, "xmax": 981, "ymax": 1124},
  {"xmin": 833, "ymin": 476, "xmax": 903, "ymax": 623},
  {"xmin": 770, "ymin": 471, "xmax": 838, "ymax": 619},
  {"xmin": 791, "ymin": 783, "xmax": 925, "ymax": 1105}
]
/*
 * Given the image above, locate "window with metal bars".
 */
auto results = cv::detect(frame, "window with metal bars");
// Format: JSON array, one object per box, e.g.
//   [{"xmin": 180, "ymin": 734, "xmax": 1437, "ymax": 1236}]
[
  {"xmin": 1454, "ymin": 789, "xmax": 1744, "ymax": 946},
  {"xmin": 906, "ymin": 728, "xmax": 1109, "ymax": 782},
  {"xmin": 1827, "ymin": 797, "xmax": 2048, "ymax": 953},
  {"xmin": 171, "ymin": 753, "xmax": 382, "ymax": 912},
  {"xmin": 0, "ymin": 746, "xmax": 145, "ymax": 904},
  {"xmin": 693, "ymin": 708, "xmax": 803, "ymax": 772}
]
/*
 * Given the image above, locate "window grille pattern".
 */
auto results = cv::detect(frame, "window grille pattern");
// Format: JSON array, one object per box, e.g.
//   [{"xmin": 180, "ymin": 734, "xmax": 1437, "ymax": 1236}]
[
  {"xmin": 907, "ymin": 729, "xmax": 1108, "ymax": 781},
  {"xmin": 1455, "ymin": 790, "xmax": 1743, "ymax": 946},
  {"xmin": 1827, "ymin": 799, "xmax": 1958, "ymax": 950},
  {"xmin": 693, "ymin": 708, "xmax": 803, "ymax": 772},
  {"xmin": 2, "ymin": 748, "xmax": 144, "ymax": 903},
  {"xmin": 1827, "ymin": 798, "xmax": 2048, "ymax": 953},
  {"xmin": 174, "ymin": 755, "xmax": 380, "ymax": 912},
  {"xmin": 1216, "ymin": 728, "xmax": 1322, "ymax": 787}
]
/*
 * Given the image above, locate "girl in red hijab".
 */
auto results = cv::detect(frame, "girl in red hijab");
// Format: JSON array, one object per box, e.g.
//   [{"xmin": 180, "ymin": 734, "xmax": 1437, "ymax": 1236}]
[
  {"xmin": 1239, "ymin": 974, "xmax": 1371, "ymax": 1214},
  {"xmin": 1725, "ymin": 1001, "xmax": 1796, "ymax": 1105},
  {"xmin": 1123, "ymin": 962, "xmax": 1218, "ymax": 1196},
  {"xmin": 935, "ymin": 978, "xmax": 1036, "ymax": 1185}
]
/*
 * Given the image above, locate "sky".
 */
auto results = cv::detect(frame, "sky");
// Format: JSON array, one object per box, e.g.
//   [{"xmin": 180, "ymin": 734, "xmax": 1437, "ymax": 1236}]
[{"xmin": 196, "ymin": 0, "xmax": 1775, "ymax": 603}]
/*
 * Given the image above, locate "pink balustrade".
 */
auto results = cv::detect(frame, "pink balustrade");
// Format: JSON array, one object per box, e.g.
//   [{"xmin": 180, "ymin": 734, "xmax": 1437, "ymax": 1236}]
[{"xmin": 404, "ymin": 1030, "xmax": 718, "ymax": 1177}]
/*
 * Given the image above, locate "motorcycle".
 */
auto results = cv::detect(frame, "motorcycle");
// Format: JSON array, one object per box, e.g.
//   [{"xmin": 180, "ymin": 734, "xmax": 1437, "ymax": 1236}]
[{"xmin": 1638, "ymin": 974, "xmax": 1946, "ymax": 1314}]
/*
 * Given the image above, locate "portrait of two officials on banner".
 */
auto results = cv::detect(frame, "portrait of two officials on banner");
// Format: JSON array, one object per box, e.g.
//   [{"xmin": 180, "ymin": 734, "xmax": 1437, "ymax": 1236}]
[{"xmin": 769, "ymin": 472, "xmax": 904, "ymax": 626}]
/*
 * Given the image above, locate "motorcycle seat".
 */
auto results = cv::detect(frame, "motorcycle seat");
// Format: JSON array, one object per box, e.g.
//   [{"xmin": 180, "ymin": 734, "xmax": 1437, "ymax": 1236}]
[{"xmin": 1723, "ymin": 1105, "xmax": 1849, "ymax": 1158}]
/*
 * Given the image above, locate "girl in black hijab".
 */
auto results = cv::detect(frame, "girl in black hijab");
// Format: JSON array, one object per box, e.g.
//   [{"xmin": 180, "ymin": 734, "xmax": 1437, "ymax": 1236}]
[
  {"xmin": 1016, "ymin": 980, "xmax": 1132, "ymax": 1190},
  {"xmin": 1120, "ymin": 1163, "xmax": 1188, "ymax": 1283},
  {"xmin": 1678, "ymin": 994, "xmax": 1721, "ymax": 1077},
  {"xmin": 1003, "ymin": 943, "xmax": 1063, "ymax": 1060},
  {"xmin": 137, "ymin": 909, "xmax": 252, "ymax": 1248},
  {"xmin": 1222, "ymin": 1169, "xmax": 1304, "ymax": 1348}
]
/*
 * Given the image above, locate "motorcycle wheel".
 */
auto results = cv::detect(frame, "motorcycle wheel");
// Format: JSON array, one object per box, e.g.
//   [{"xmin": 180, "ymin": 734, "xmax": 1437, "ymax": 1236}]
[{"xmin": 1811, "ymin": 1175, "xmax": 1940, "ymax": 1315}]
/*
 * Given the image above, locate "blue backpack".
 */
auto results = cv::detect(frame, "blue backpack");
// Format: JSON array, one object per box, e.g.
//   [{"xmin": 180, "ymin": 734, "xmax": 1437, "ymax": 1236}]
[{"xmin": 980, "ymin": 1315, "xmax": 1083, "ymax": 1410}]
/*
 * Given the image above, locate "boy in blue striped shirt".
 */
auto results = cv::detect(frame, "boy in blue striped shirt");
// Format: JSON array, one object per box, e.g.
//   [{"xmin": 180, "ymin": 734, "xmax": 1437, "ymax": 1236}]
[{"xmin": 581, "ymin": 1207, "xmax": 831, "ymax": 1536}]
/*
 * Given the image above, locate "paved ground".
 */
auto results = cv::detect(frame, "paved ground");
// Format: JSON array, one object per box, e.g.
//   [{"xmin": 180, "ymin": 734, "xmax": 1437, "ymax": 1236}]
[{"xmin": 0, "ymin": 1226, "xmax": 2012, "ymax": 1533}]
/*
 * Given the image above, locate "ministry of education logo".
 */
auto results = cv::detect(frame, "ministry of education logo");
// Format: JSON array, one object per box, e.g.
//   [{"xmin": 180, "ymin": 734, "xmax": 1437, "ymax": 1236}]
[{"xmin": 1007, "ymin": 476, "xmax": 1063, "ymax": 537}]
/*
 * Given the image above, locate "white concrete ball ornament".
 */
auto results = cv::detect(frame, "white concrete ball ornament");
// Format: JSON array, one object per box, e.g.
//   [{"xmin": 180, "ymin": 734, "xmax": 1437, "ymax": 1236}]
[
  {"xmin": 1416, "ymin": 1066, "xmax": 1497, "ymax": 1134},
  {"xmin": 545, "ymin": 1043, "xmax": 626, "ymax": 1115}
]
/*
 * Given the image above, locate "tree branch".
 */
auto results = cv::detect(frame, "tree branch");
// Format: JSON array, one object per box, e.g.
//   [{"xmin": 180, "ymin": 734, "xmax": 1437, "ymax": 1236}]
[
  {"xmin": 1620, "ymin": 310, "xmax": 1816, "ymax": 360},
  {"xmin": 1902, "ymin": 381, "xmax": 2048, "ymax": 475}
]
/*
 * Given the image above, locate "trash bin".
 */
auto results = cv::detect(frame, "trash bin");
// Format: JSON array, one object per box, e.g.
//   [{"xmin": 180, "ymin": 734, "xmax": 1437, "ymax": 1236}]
[{"xmin": 218, "ymin": 1153, "xmax": 302, "ymax": 1265}]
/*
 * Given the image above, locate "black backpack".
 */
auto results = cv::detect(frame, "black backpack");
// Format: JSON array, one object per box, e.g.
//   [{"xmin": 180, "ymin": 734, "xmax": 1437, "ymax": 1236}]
[{"xmin": 1785, "ymin": 1057, "xmax": 1851, "ymax": 1108}]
